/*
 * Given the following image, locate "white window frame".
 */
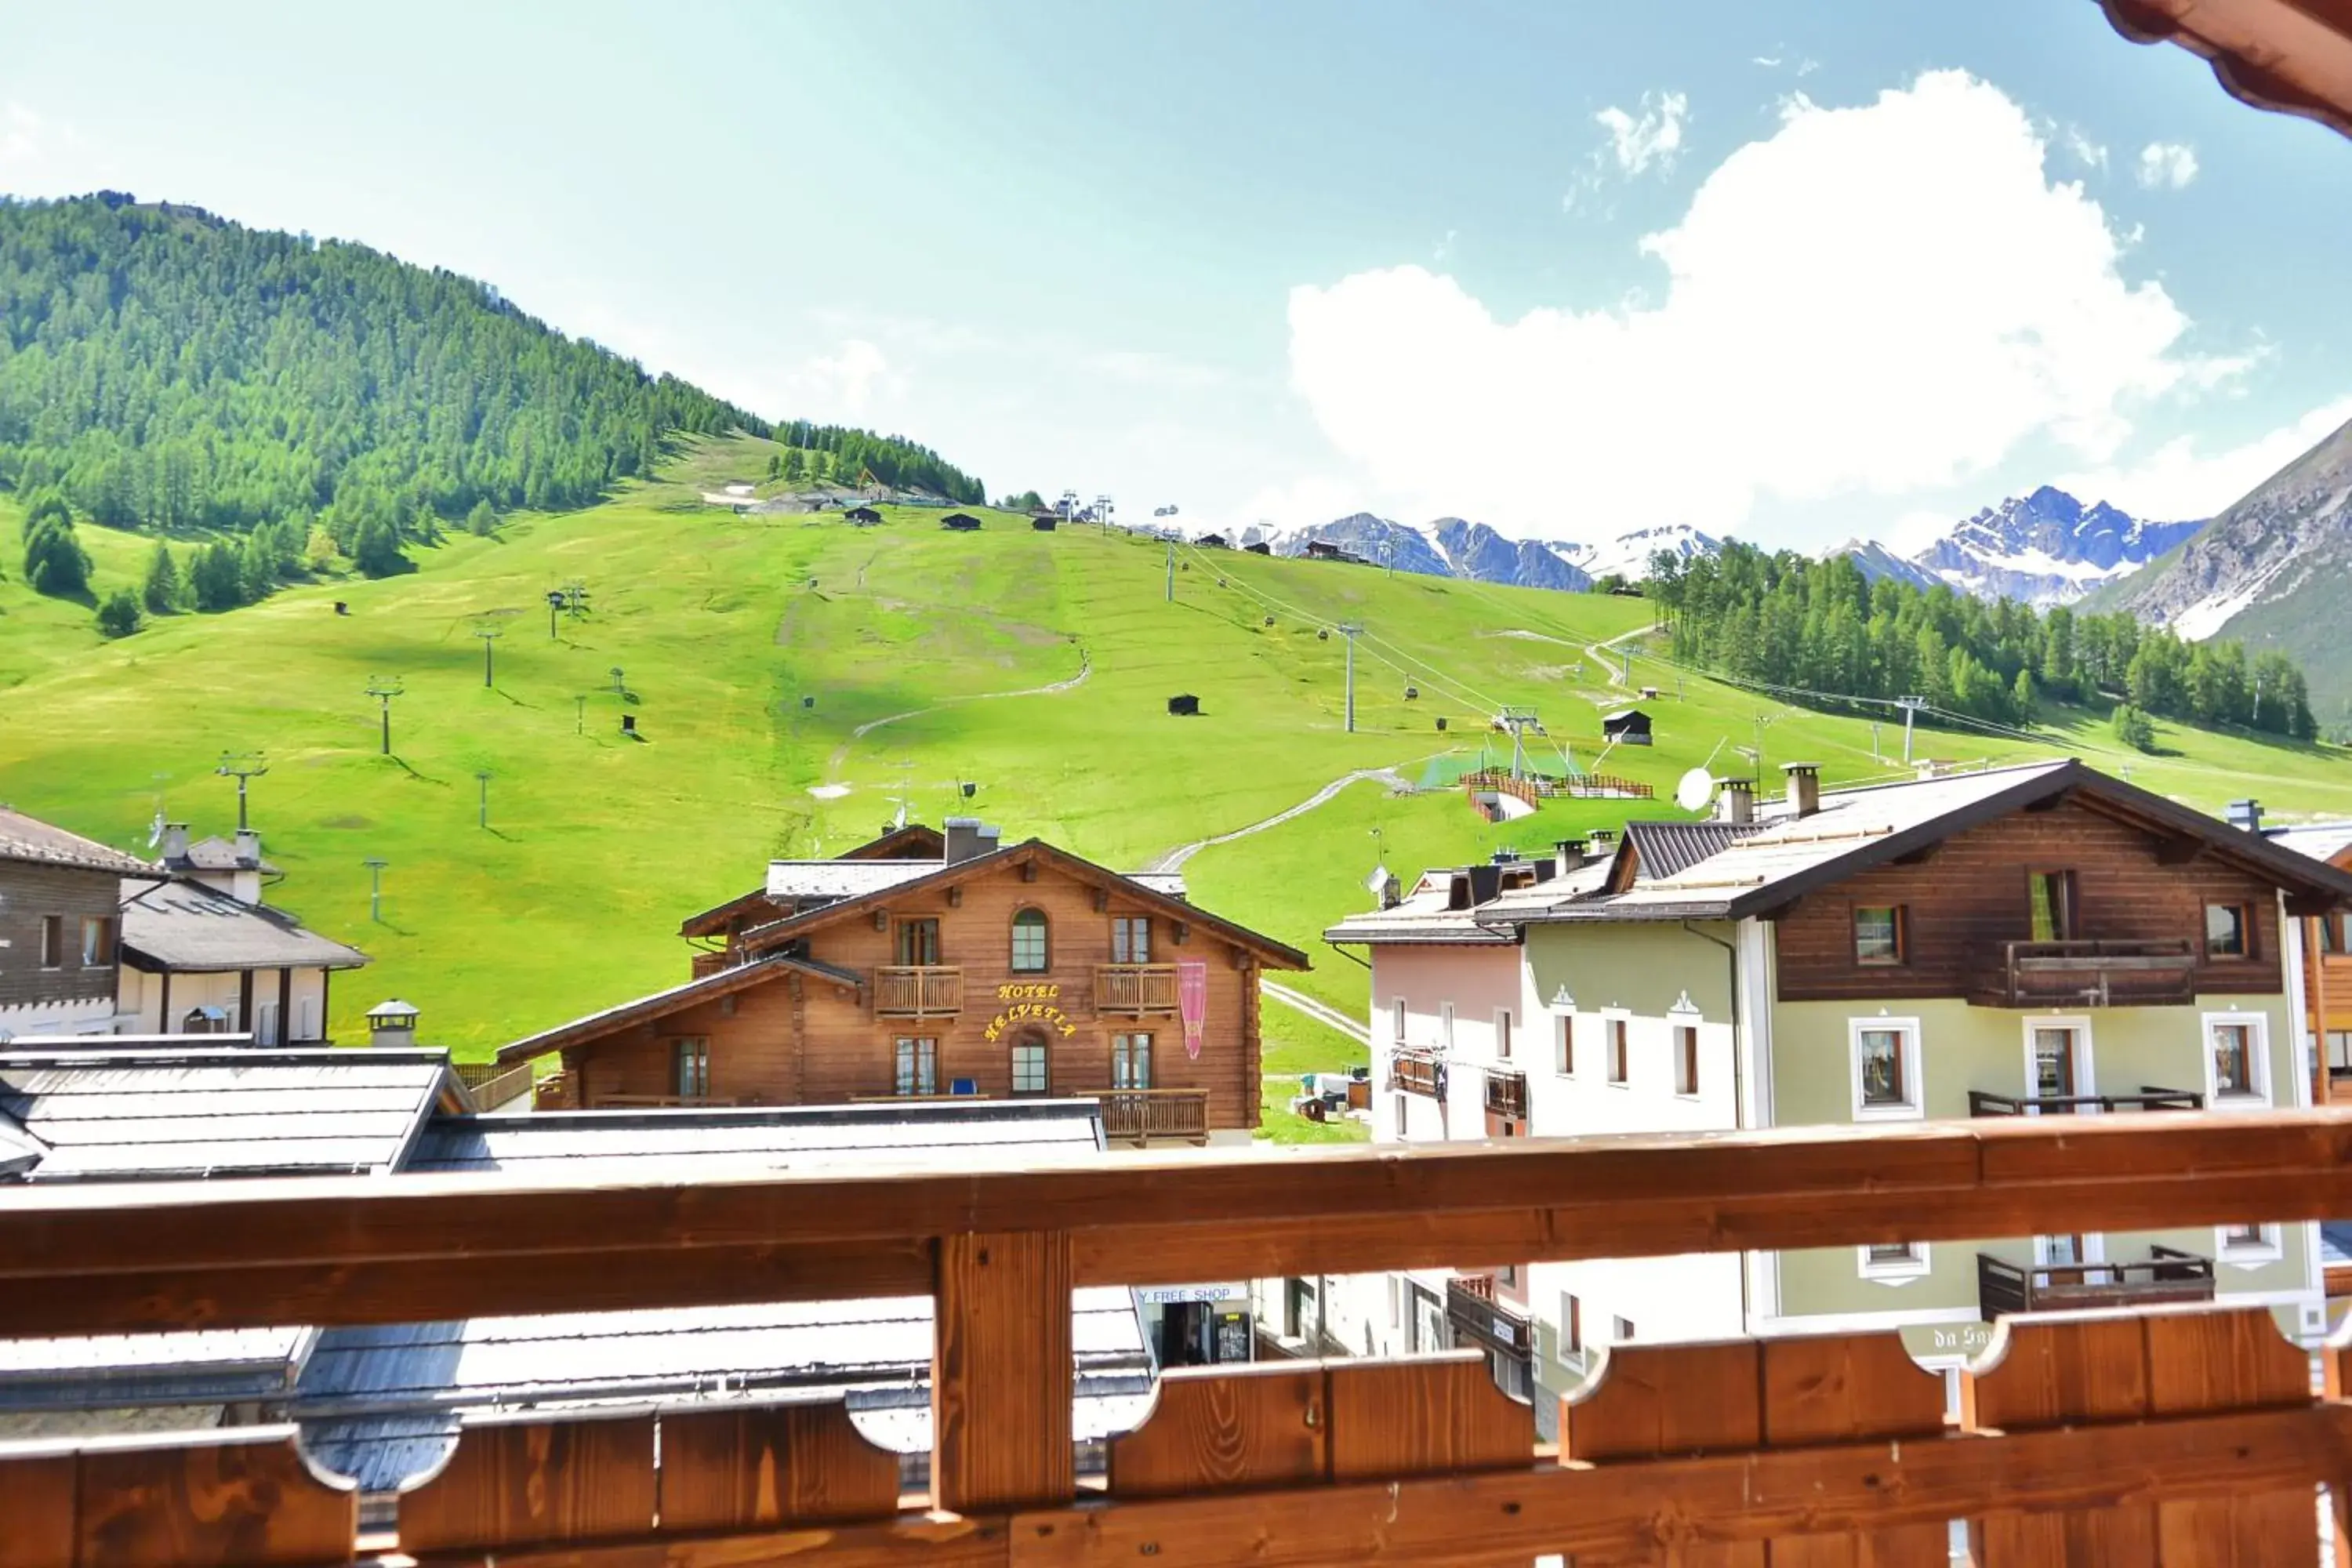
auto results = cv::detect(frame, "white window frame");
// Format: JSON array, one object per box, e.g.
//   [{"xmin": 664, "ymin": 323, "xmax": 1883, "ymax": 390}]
[
  {"xmin": 2214, "ymin": 1222, "xmax": 2283, "ymax": 1267},
  {"xmin": 1439, "ymin": 1000, "xmax": 1455, "ymax": 1050},
  {"xmin": 1857, "ymin": 1240, "xmax": 1932, "ymax": 1284},
  {"xmin": 1494, "ymin": 1008, "xmax": 1513, "ymax": 1062},
  {"xmin": 1391, "ymin": 998, "xmax": 1406, "ymax": 1044},
  {"xmin": 2201, "ymin": 1011, "xmax": 2272, "ymax": 1108},
  {"xmin": 1558, "ymin": 1290, "xmax": 1584, "ymax": 1369},
  {"xmin": 1392, "ymin": 1091, "xmax": 1409, "ymax": 1142},
  {"xmin": 2034, "ymin": 1232, "xmax": 2106, "ymax": 1269},
  {"xmin": 2020, "ymin": 1015, "xmax": 2096, "ymax": 1112},
  {"xmin": 1848, "ymin": 1017, "xmax": 1923, "ymax": 1121},
  {"xmin": 1610, "ymin": 1315, "xmax": 1636, "ymax": 1345},
  {"xmin": 1669, "ymin": 1004, "xmax": 1702, "ymax": 1098},
  {"xmin": 1602, "ymin": 1009, "xmax": 1632, "ymax": 1088},
  {"xmin": 1555, "ymin": 1010, "xmax": 1575, "ymax": 1076}
]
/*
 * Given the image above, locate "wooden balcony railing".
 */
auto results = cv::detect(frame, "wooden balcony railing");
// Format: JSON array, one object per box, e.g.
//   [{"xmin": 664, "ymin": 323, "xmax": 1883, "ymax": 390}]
[
  {"xmin": 531, "ymin": 1067, "xmax": 576, "ymax": 1110},
  {"xmin": 1970, "ymin": 938, "xmax": 2199, "ymax": 1008},
  {"xmin": 1483, "ymin": 1066, "xmax": 1528, "ymax": 1120},
  {"xmin": 1969, "ymin": 1083, "xmax": 2205, "ymax": 1116},
  {"xmin": 590, "ymin": 1092, "xmax": 745, "ymax": 1109},
  {"xmin": 873, "ymin": 964, "xmax": 963, "ymax": 1018},
  {"xmin": 690, "ymin": 949, "xmax": 730, "ymax": 978},
  {"xmin": 9, "ymin": 1113, "xmax": 2352, "ymax": 1563},
  {"xmin": 1389, "ymin": 1047, "xmax": 1443, "ymax": 1098},
  {"xmin": 1976, "ymin": 1244, "xmax": 2217, "ymax": 1319},
  {"xmin": 1092, "ymin": 1087, "xmax": 1210, "ymax": 1145},
  {"xmin": 456, "ymin": 1059, "xmax": 535, "ymax": 1111},
  {"xmin": 1446, "ymin": 1274, "xmax": 1535, "ymax": 1359},
  {"xmin": 1094, "ymin": 963, "xmax": 1180, "ymax": 1013}
]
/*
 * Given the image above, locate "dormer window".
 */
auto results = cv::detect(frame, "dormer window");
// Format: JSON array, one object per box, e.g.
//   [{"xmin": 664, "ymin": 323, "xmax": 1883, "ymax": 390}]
[{"xmin": 1011, "ymin": 907, "xmax": 1050, "ymax": 972}]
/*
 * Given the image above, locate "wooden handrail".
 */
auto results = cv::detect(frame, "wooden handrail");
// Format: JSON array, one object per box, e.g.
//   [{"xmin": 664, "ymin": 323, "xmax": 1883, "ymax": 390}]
[
  {"xmin": 873, "ymin": 964, "xmax": 963, "ymax": 1016},
  {"xmin": 1968, "ymin": 1084, "xmax": 2205, "ymax": 1116},
  {"xmin": 5, "ymin": 1111, "xmax": 2352, "ymax": 1338},
  {"xmin": 1094, "ymin": 963, "xmax": 1180, "ymax": 1012}
]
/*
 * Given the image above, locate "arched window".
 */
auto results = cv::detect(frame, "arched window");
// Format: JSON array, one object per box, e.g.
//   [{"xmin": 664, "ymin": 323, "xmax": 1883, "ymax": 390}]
[{"xmin": 1011, "ymin": 907, "xmax": 1049, "ymax": 973}]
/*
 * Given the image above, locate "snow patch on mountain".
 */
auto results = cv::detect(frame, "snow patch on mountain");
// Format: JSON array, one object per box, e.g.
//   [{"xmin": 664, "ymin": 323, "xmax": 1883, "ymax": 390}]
[
  {"xmin": 1552, "ymin": 524, "xmax": 1719, "ymax": 583},
  {"xmin": 1907, "ymin": 485, "xmax": 2201, "ymax": 608}
]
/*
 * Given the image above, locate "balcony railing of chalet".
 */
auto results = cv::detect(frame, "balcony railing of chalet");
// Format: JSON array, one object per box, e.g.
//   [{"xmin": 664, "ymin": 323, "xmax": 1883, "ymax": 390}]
[
  {"xmin": 1094, "ymin": 1087, "xmax": 1210, "ymax": 1145},
  {"xmin": 1976, "ymin": 1244, "xmax": 2217, "ymax": 1319},
  {"xmin": 15, "ymin": 1114, "xmax": 2352, "ymax": 1563},
  {"xmin": 1446, "ymin": 1274, "xmax": 1535, "ymax": 1360},
  {"xmin": 1969, "ymin": 1084, "xmax": 2205, "ymax": 1116},
  {"xmin": 873, "ymin": 964, "xmax": 963, "ymax": 1017},
  {"xmin": 591, "ymin": 1092, "xmax": 746, "ymax": 1109},
  {"xmin": 1389, "ymin": 1046, "xmax": 1443, "ymax": 1098},
  {"xmin": 1483, "ymin": 1066, "xmax": 1528, "ymax": 1120},
  {"xmin": 690, "ymin": 949, "xmax": 731, "ymax": 978},
  {"xmin": 455, "ymin": 1059, "xmax": 535, "ymax": 1111},
  {"xmin": 1094, "ymin": 963, "xmax": 1180, "ymax": 1014},
  {"xmin": 1971, "ymin": 938, "xmax": 2200, "ymax": 1008},
  {"xmin": 531, "ymin": 1067, "xmax": 576, "ymax": 1110}
]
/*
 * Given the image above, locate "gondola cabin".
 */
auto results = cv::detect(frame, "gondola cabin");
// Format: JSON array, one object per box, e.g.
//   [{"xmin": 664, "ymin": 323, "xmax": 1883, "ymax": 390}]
[{"xmin": 1601, "ymin": 707, "xmax": 1653, "ymax": 746}]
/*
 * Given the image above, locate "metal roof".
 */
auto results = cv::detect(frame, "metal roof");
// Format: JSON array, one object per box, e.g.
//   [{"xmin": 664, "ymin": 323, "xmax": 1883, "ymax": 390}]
[
  {"xmin": 118, "ymin": 877, "xmax": 370, "ymax": 974},
  {"xmin": 167, "ymin": 836, "xmax": 276, "ymax": 873},
  {"xmin": 0, "ymin": 807, "xmax": 152, "ymax": 876},
  {"xmin": 1620, "ymin": 821, "xmax": 1765, "ymax": 883},
  {"xmin": 0, "ymin": 1047, "xmax": 455, "ymax": 1181},
  {"xmin": 763, "ymin": 859, "xmax": 943, "ymax": 901},
  {"xmin": 0, "ymin": 1327, "xmax": 313, "ymax": 1410},
  {"xmin": 2270, "ymin": 822, "xmax": 2352, "ymax": 868}
]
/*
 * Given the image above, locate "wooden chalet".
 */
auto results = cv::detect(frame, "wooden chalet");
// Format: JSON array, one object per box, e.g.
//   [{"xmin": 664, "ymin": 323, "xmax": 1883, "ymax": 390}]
[
  {"xmin": 1243, "ymin": 539, "xmax": 1272, "ymax": 555},
  {"xmin": 1599, "ymin": 706, "xmax": 1653, "ymax": 745},
  {"xmin": 844, "ymin": 505, "xmax": 884, "ymax": 525},
  {"xmin": 1032, "ymin": 514, "xmax": 1058, "ymax": 532},
  {"xmin": 941, "ymin": 512, "xmax": 982, "ymax": 531},
  {"xmin": 0, "ymin": 806, "xmax": 150, "ymax": 1040},
  {"xmin": 501, "ymin": 820, "xmax": 1308, "ymax": 1143},
  {"xmin": 1196, "ymin": 532, "xmax": 1229, "ymax": 549}
]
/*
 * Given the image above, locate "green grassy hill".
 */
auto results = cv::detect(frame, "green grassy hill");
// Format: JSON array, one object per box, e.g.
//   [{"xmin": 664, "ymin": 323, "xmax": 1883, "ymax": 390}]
[{"xmin": 8, "ymin": 434, "xmax": 2352, "ymax": 1087}]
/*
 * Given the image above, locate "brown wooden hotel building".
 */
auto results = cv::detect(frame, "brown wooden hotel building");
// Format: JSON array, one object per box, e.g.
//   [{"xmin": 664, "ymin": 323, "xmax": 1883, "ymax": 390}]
[{"xmin": 499, "ymin": 819, "xmax": 1308, "ymax": 1143}]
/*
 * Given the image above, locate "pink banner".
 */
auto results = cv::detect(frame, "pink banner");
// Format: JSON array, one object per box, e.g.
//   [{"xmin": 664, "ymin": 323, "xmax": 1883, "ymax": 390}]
[{"xmin": 1178, "ymin": 960, "xmax": 1208, "ymax": 1059}]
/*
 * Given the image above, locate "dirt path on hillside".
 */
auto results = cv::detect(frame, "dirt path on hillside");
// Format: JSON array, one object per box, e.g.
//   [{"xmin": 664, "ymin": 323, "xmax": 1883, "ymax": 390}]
[
  {"xmin": 1144, "ymin": 767, "xmax": 1406, "ymax": 874},
  {"xmin": 1261, "ymin": 981, "xmax": 1371, "ymax": 1047},
  {"xmin": 824, "ymin": 646, "xmax": 1094, "ymax": 774}
]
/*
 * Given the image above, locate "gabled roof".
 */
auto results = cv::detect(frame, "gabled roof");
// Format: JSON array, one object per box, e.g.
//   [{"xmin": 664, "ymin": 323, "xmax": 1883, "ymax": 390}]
[
  {"xmin": 740, "ymin": 837, "xmax": 1308, "ymax": 971},
  {"xmin": 119, "ymin": 878, "xmax": 369, "ymax": 974},
  {"xmin": 1502, "ymin": 760, "xmax": 2352, "ymax": 926},
  {"xmin": 0, "ymin": 1047, "xmax": 463, "ymax": 1181},
  {"xmin": 2269, "ymin": 822, "xmax": 2352, "ymax": 869},
  {"xmin": 0, "ymin": 808, "xmax": 152, "ymax": 876},
  {"xmin": 840, "ymin": 822, "xmax": 948, "ymax": 861},
  {"xmin": 495, "ymin": 953, "xmax": 867, "ymax": 1066},
  {"xmin": 1613, "ymin": 821, "xmax": 1764, "ymax": 888}
]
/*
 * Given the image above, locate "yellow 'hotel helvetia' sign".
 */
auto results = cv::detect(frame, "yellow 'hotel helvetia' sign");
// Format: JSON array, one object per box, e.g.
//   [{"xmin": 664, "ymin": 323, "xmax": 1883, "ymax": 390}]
[{"xmin": 984, "ymin": 998, "xmax": 1078, "ymax": 1043}]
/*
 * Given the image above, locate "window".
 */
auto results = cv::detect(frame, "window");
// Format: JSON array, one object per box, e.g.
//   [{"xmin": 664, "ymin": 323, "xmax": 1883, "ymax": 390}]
[
  {"xmin": 1606, "ymin": 1017, "xmax": 1629, "ymax": 1086},
  {"xmin": 1612, "ymin": 1316, "xmax": 1635, "ymax": 1345},
  {"xmin": 2216, "ymin": 1222, "xmax": 2281, "ymax": 1263},
  {"xmin": 2027, "ymin": 1021, "xmax": 2089, "ymax": 1109},
  {"xmin": 673, "ymin": 1037, "xmax": 711, "ymax": 1098},
  {"xmin": 895, "ymin": 1036, "xmax": 938, "ymax": 1095},
  {"xmin": 1392, "ymin": 1092, "xmax": 1409, "ymax": 1140},
  {"xmin": 1494, "ymin": 1010, "xmax": 1513, "ymax": 1061},
  {"xmin": 1853, "ymin": 905, "xmax": 1905, "ymax": 965},
  {"xmin": 1555, "ymin": 1014, "xmax": 1573, "ymax": 1076},
  {"xmin": 2322, "ymin": 914, "xmax": 2347, "ymax": 955},
  {"xmin": 1850, "ymin": 1019, "xmax": 1922, "ymax": 1119},
  {"xmin": 2205, "ymin": 902, "xmax": 2253, "ymax": 960},
  {"xmin": 38, "ymin": 915, "xmax": 62, "ymax": 969},
  {"xmin": 1011, "ymin": 907, "xmax": 1050, "ymax": 972},
  {"xmin": 1497, "ymin": 1263, "xmax": 1519, "ymax": 1289},
  {"xmin": 1675, "ymin": 1023, "xmax": 1700, "ymax": 1096},
  {"xmin": 1559, "ymin": 1293, "xmax": 1583, "ymax": 1363},
  {"xmin": 2028, "ymin": 871, "xmax": 2078, "ymax": 942},
  {"xmin": 1440, "ymin": 1001, "xmax": 1455, "ymax": 1048},
  {"xmin": 1392, "ymin": 999, "xmax": 1406, "ymax": 1044},
  {"xmin": 1858, "ymin": 1240, "xmax": 1932, "ymax": 1281},
  {"xmin": 79, "ymin": 916, "xmax": 114, "ymax": 967},
  {"xmin": 1113, "ymin": 1032, "xmax": 1152, "ymax": 1088},
  {"xmin": 2204, "ymin": 1014, "xmax": 2267, "ymax": 1103},
  {"xmin": 1387, "ymin": 1276, "xmax": 1402, "ymax": 1330},
  {"xmin": 1112, "ymin": 916, "xmax": 1152, "ymax": 964},
  {"xmin": 1011, "ymin": 1036, "xmax": 1050, "ymax": 1095},
  {"xmin": 894, "ymin": 918, "xmax": 941, "ymax": 967}
]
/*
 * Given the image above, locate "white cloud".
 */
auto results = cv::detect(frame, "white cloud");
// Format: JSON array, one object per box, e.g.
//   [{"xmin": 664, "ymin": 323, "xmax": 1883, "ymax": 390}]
[
  {"xmin": 2054, "ymin": 394, "xmax": 2352, "ymax": 518},
  {"xmin": 0, "ymin": 103, "xmax": 45, "ymax": 168},
  {"xmin": 1594, "ymin": 91, "xmax": 1689, "ymax": 177},
  {"xmin": 2060, "ymin": 124, "xmax": 2108, "ymax": 172},
  {"xmin": 1287, "ymin": 71, "xmax": 2229, "ymax": 544},
  {"xmin": 791, "ymin": 338, "xmax": 893, "ymax": 417},
  {"xmin": 2136, "ymin": 141, "xmax": 2198, "ymax": 189}
]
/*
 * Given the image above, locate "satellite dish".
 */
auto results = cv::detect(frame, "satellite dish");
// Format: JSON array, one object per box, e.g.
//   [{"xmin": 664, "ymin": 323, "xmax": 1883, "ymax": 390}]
[{"xmin": 1675, "ymin": 768, "xmax": 1715, "ymax": 814}]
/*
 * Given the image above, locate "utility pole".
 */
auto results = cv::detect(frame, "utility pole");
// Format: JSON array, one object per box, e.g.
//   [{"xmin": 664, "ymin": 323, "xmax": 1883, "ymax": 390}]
[
  {"xmin": 546, "ymin": 590, "xmax": 565, "ymax": 639},
  {"xmin": 1165, "ymin": 539, "xmax": 1175, "ymax": 601},
  {"xmin": 1871, "ymin": 720, "xmax": 1882, "ymax": 760},
  {"xmin": 474, "ymin": 625, "xmax": 503, "ymax": 688},
  {"xmin": 1897, "ymin": 695, "xmax": 1926, "ymax": 764},
  {"xmin": 363, "ymin": 857, "xmax": 389, "ymax": 923},
  {"xmin": 1751, "ymin": 713, "xmax": 1780, "ymax": 782},
  {"xmin": 215, "ymin": 752, "xmax": 267, "ymax": 831},
  {"xmin": 475, "ymin": 770, "xmax": 492, "ymax": 829},
  {"xmin": 366, "ymin": 677, "xmax": 403, "ymax": 756},
  {"xmin": 1338, "ymin": 622, "xmax": 1364, "ymax": 733},
  {"xmin": 575, "ymin": 695, "xmax": 586, "ymax": 735}
]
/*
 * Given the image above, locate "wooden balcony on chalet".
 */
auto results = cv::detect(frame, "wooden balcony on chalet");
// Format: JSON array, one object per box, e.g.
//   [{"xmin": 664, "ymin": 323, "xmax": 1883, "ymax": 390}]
[
  {"xmin": 1094, "ymin": 962, "xmax": 1180, "ymax": 1014},
  {"xmin": 1976, "ymin": 1245, "xmax": 2217, "ymax": 1319},
  {"xmin": 873, "ymin": 964, "xmax": 963, "ymax": 1018},
  {"xmin": 1483, "ymin": 1066, "xmax": 1528, "ymax": 1120},
  {"xmin": 1970, "ymin": 938, "xmax": 2200, "ymax": 1009},
  {"xmin": 1389, "ymin": 1047, "xmax": 1443, "ymax": 1098},
  {"xmin": 1446, "ymin": 1272, "xmax": 1535, "ymax": 1361},
  {"xmin": 1969, "ymin": 1085, "xmax": 2205, "ymax": 1116},
  {"xmin": 13, "ymin": 1113, "xmax": 2352, "ymax": 1566},
  {"xmin": 1094, "ymin": 1087, "xmax": 1210, "ymax": 1145}
]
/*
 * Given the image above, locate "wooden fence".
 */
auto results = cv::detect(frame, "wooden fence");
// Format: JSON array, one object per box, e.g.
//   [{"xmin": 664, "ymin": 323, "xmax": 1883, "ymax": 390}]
[{"xmin": 8, "ymin": 1112, "xmax": 2352, "ymax": 1563}]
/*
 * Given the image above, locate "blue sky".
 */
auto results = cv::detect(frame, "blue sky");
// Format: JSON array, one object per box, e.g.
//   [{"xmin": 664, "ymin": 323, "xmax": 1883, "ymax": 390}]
[{"xmin": 3, "ymin": 0, "xmax": 2348, "ymax": 551}]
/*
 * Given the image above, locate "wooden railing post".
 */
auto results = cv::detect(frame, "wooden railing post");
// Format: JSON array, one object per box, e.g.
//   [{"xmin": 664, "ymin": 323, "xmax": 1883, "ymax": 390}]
[{"xmin": 932, "ymin": 1229, "xmax": 1074, "ymax": 1512}]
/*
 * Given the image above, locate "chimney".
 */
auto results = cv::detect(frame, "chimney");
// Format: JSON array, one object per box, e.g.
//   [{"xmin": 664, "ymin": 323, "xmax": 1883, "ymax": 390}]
[
  {"xmin": 1717, "ymin": 777, "xmax": 1754, "ymax": 827},
  {"xmin": 233, "ymin": 827, "xmax": 262, "ymax": 866},
  {"xmin": 1554, "ymin": 837, "xmax": 1589, "ymax": 876},
  {"xmin": 1781, "ymin": 763, "xmax": 1821, "ymax": 819},
  {"xmin": 365, "ymin": 1000, "xmax": 420, "ymax": 1049},
  {"xmin": 1588, "ymin": 828, "xmax": 1617, "ymax": 854},
  {"xmin": 942, "ymin": 816, "xmax": 1000, "ymax": 864},
  {"xmin": 2226, "ymin": 799, "xmax": 2263, "ymax": 834},
  {"xmin": 160, "ymin": 822, "xmax": 191, "ymax": 864}
]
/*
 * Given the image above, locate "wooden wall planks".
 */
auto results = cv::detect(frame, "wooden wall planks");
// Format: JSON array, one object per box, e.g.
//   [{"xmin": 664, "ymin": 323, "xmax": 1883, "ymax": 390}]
[
  {"xmin": 396, "ymin": 1408, "xmax": 658, "ymax": 1553},
  {"xmin": 43, "ymin": 1428, "xmax": 354, "ymax": 1568},
  {"xmin": 659, "ymin": 1399, "xmax": 902, "ymax": 1531},
  {"xmin": 932, "ymin": 1230, "xmax": 1076, "ymax": 1512}
]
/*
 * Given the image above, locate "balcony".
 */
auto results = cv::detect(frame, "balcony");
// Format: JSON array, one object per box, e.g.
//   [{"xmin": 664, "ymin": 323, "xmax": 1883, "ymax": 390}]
[
  {"xmin": 1446, "ymin": 1274, "xmax": 1535, "ymax": 1360},
  {"xmin": 873, "ymin": 964, "xmax": 963, "ymax": 1018},
  {"xmin": 1970, "ymin": 938, "xmax": 2199, "ymax": 1008},
  {"xmin": 1094, "ymin": 963, "xmax": 1180, "ymax": 1014},
  {"xmin": 1483, "ymin": 1066, "xmax": 1528, "ymax": 1120},
  {"xmin": 1389, "ymin": 1047, "xmax": 1443, "ymax": 1098},
  {"xmin": 1969, "ymin": 1084, "xmax": 2205, "ymax": 1116},
  {"xmin": 531, "ymin": 1067, "xmax": 576, "ymax": 1110},
  {"xmin": 1976, "ymin": 1245, "xmax": 2216, "ymax": 1319},
  {"xmin": 1091, "ymin": 1087, "xmax": 1210, "ymax": 1145}
]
